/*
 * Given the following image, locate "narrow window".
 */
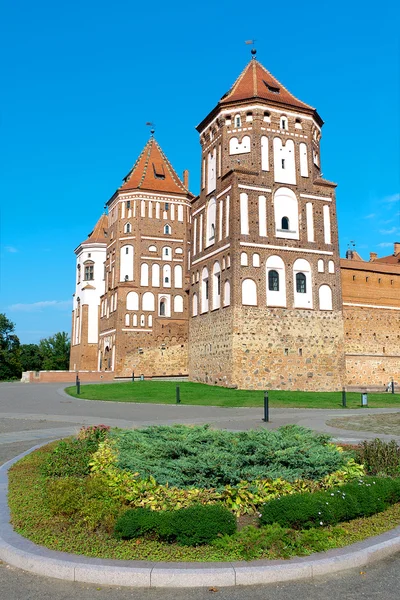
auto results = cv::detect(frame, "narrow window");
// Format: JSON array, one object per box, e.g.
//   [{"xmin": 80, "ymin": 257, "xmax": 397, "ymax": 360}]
[
  {"xmin": 296, "ymin": 273, "xmax": 307, "ymax": 293},
  {"xmin": 268, "ymin": 270, "xmax": 279, "ymax": 291},
  {"xmin": 125, "ymin": 247, "xmax": 129, "ymax": 254},
  {"xmin": 127, "ymin": 200, "xmax": 131, "ymax": 209},
  {"xmin": 281, "ymin": 216, "xmax": 289, "ymax": 230},
  {"xmin": 164, "ymin": 224, "xmax": 171, "ymax": 235},
  {"xmin": 165, "ymin": 202, "xmax": 169, "ymax": 210},
  {"xmin": 235, "ymin": 114, "xmax": 241, "ymax": 127},
  {"xmin": 281, "ymin": 159, "xmax": 285, "ymax": 169},
  {"xmin": 159, "ymin": 301, "xmax": 166, "ymax": 316},
  {"xmin": 205, "ymin": 280, "xmax": 209, "ymax": 300}
]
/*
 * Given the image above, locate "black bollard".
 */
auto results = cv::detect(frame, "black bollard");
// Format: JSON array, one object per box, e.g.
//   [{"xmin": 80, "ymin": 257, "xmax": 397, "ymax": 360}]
[
  {"xmin": 176, "ymin": 385, "xmax": 181, "ymax": 404},
  {"xmin": 342, "ymin": 387, "xmax": 347, "ymax": 408},
  {"xmin": 132, "ymin": 371, "xmax": 135, "ymax": 382},
  {"xmin": 262, "ymin": 391, "xmax": 269, "ymax": 422},
  {"xmin": 392, "ymin": 380, "xmax": 395, "ymax": 394},
  {"xmin": 76, "ymin": 377, "xmax": 81, "ymax": 395}
]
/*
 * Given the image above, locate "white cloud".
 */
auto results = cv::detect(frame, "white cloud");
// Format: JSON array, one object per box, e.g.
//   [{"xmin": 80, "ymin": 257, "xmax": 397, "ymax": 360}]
[
  {"xmin": 377, "ymin": 242, "xmax": 393, "ymax": 247},
  {"xmin": 363, "ymin": 213, "xmax": 376, "ymax": 220},
  {"xmin": 5, "ymin": 246, "xmax": 18, "ymax": 253},
  {"xmin": 379, "ymin": 227, "xmax": 399, "ymax": 235},
  {"xmin": 381, "ymin": 193, "xmax": 400, "ymax": 204},
  {"xmin": 8, "ymin": 300, "xmax": 71, "ymax": 312}
]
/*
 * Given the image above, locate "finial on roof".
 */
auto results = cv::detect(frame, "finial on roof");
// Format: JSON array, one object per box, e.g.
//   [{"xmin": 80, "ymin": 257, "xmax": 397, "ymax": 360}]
[
  {"xmin": 245, "ymin": 39, "xmax": 257, "ymax": 58},
  {"xmin": 146, "ymin": 122, "xmax": 155, "ymax": 137}
]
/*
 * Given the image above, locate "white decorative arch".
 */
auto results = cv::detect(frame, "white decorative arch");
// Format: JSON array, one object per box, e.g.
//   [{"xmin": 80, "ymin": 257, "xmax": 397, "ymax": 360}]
[
  {"xmin": 132, "ymin": 314, "xmax": 138, "ymax": 326},
  {"xmin": 126, "ymin": 291, "xmax": 139, "ymax": 311},
  {"xmin": 201, "ymin": 266, "xmax": 209, "ymax": 313},
  {"xmin": 319, "ymin": 285, "xmax": 333, "ymax": 311},
  {"xmin": 192, "ymin": 293, "xmax": 198, "ymax": 316},
  {"xmin": 152, "ymin": 263, "xmax": 160, "ymax": 287},
  {"xmin": 177, "ymin": 204, "xmax": 184, "ymax": 222},
  {"xmin": 318, "ymin": 259, "xmax": 325, "ymax": 273},
  {"xmin": 323, "ymin": 205, "xmax": 331, "ymax": 244},
  {"xmin": 274, "ymin": 187, "xmax": 299, "ymax": 240},
  {"xmin": 174, "ymin": 264, "xmax": 183, "ymax": 288},
  {"xmin": 140, "ymin": 263, "xmax": 149, "ymax": 286},
  {"xmin": 206, "ymin": 197, "xmax": 217, "ymax": 247},
  {"xmin": 229, "ymin": 135, "xmax": 251, "ymax": 155},
  {"xmin": 240, "ymin": 192, "xmax": 249, "ymax": 234},
  {"xmin": 253, "ymin": 253, "xmax": 260, "ymax": 267},
  {"xmin": 240, "ymin": 252, "xmax": 248, "ymax": 266},
  {"xmin": 266, "ymin": 255, "xmax": 286, "ymax": 307},
  {"xmin": 242, "ymin": 279, "xmax": 257, "ymax": 306},
  {"xmin": 223, "ymin": 280, "xmax": 231, "ymax": 307},
  {"xmin": 328, "ymin": 260, "xmax": 335, "ymax": 274},
  {"xmin": 174, "ymin": 295, "xmax": 184, "ymax": 313},
  {"xmin": 163, "ymin": 264, "xmax": 171, "ymax": 287},
  {"xmin": 142, "ymin": 291, "xmax": 155, "ymax": 311},
  {"xmin": 273, "ymin": 138, "xmax": 296, "ymax": 185},
  {"xmin": 212, "ymin": 261, "xmax": 221, "ymax": 310},
  {"xmin": 299, "ymin": 142, "xmax": 308, "ymax": 177},
  {"xmin": 149, "ymin": 245, "xmax": 157, "ymax": 252},
  {"xmin": 207, "ymin": 148, "xmax": 216, "ymax": 194},
  {"xmin": 261, "ymin": 136, "xmax": 269, "ymax": 171},
  {"xmin": 293, "ymin": 258, "xmax": 313, "ymax": 309},
  {"xmin": 120, "ymin": 245, "xmax": 134, "ymax": 282},
  {"xmin": 162, "ymin": 246, "xmax": 171, "ymax": 260}
]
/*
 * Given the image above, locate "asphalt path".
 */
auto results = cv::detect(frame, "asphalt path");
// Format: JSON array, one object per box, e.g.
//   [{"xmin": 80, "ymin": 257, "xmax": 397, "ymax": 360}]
[{"xmin": 1, "ymin": 381, "xmax": 400, "ymax": 598}]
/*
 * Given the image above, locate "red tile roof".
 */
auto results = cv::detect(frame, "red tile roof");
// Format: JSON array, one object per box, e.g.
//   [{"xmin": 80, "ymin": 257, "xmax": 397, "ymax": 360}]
[
  {"xmin": 220, "ymin": 59, "xmax": 314, "ymax": 111},
  {"xmin": 81, "ymin": 214, "xmax": 108, "ymax": 246},
  {"xmin": 119, "ymin": 137, "xmax": 190, "ymax": 196}
]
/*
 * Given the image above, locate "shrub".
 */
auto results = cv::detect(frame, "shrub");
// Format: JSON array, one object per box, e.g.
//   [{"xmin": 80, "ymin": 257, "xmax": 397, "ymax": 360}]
[
  {"xmin": 169, "ymin": 504, "xmax": 237, "ymax": 546},
  {"xmin": 260, "ymin": 477, "xmax": 400, "ymax": 529},
  {"xmin": 358, "ymin": 439, "xmax": 400, "ymax": 476},
  {"xmin": 41, "ymin": 438, "xmax": 98, "ymax": 478},
  {"xmin": 78, "ymin": 424, "xmax": 110, "ymax": 444},
  {"xmin": 45, "ymin": 477, "xmax": 84, "ymax": 516},
  {"xmin": 114, "ymin": 504, "xmax": 236, "ymax": 546}
]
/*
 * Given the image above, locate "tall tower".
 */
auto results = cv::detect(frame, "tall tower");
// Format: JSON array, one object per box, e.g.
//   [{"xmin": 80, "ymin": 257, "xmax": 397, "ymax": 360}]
[
  {"xmin": 98, "ymin": 136, "xmax": 193, "ymax": 375},
  {"xmin": 188, "ymin": 53, "xmax": 345, "ymax": 390},
  {"xmin": 70, "ymin": 214, "xmax": 108, "ymax": 371}
]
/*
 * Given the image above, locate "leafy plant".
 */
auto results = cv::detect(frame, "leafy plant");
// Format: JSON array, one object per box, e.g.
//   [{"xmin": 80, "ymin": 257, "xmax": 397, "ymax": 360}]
[
  {"xmin": 260, "ymin": 476, "xmax": 400, "ymax": 529},
  {"xmin": 358, "ymin": 439, "xmax": 400, "ymax": 476},
  {"xmin": 42, "ymin": 438, "xmax": 100, "ymax": 478}
]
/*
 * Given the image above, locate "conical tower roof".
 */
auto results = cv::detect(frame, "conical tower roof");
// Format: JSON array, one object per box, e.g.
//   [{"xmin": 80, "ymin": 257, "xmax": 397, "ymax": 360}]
[
  {"xmin": 81, "ymin": 214, "xmax": 108, "ymax": 246},
  {"xmin": 118, "ymin": 137, "xmax": 190, "ymax": 196},
  {"xmin": 220, "ymin": 58, "xmax": 314, "ymax": 111}
]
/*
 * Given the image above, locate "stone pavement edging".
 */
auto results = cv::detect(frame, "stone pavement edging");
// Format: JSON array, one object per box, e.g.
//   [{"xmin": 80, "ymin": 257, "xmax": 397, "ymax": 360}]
[{"xmin": 1, "ymin": 447, "xmax": 400, "ymax": 588}]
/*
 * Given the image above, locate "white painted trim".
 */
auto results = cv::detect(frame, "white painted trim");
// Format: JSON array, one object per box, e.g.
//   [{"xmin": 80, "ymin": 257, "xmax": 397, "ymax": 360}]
[
  {"xmin": 119, "ymin": 236, "xmax": 136, "ymax": 241},
  {"xmin": 172, "ymin": 258, "xmax": 184, "ymax": 262},
  {"xmin": 300, "ymin": 194, "xmax": 332, "ymax": 202},
  {"xmin": 191, "ymin": 243, "xmax": 231, "ymax": 265},
  {"xmin": 117, "ymin": 191, "xmax": 191, "ymax": 203},
  {"xmin": 238, "ymin": 184, "xmax": 272, "ymax": 193},
  {"xmin": 192, "ymin": 205, "xmax": 205, "ymax": 217},
  {"xmin": 122, "ymin": 328, "xmax": 153, "ymax": 332},
  {"xmin": 343, "ymin": 302, "xmax": 400, "ymax": 311},
  {"xmin": 240, "ymin": 242, "xmax": 334, "ymax": 256},
  {"xmin": 99, "ymin": 329, "xmax": 116, "ymax": 336},
  {"xmin": 141, "ymin": 236, "xmax": 184, "ymax": 242},
  {"xmin": 217, "ymin": 185, "xmax": 232, "ymax": 199}
]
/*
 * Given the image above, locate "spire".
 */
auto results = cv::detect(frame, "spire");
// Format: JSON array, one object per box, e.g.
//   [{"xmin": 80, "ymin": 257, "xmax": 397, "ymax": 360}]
[
  {"xmin": 220, "ymin": 58, "xmax": 315, "ymax": 111},
  {"xmin": 118, "ymin": 137, "xmax": 190, "ymax": 196},
  {"xmin": 81, "ymin": 214, "xmax": 108, "ymax": 246}
]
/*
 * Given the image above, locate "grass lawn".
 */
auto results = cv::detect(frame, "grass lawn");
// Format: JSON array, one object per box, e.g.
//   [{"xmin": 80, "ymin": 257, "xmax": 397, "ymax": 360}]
[{"xmin": 65, "ymin": 380, "xmax": 400, "ymax": 409}]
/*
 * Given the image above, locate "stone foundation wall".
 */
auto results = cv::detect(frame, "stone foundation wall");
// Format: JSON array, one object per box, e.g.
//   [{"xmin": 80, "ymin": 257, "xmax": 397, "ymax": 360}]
[
  {"xmin": 22, "ymin": 371, "xmax": 115, "ymax": 383},
  {"xmin": 231, "ymin": 306, "xmax": 345, "ymax": 390},
  {"xmin": 345, "ymin": 356, "xmax": 399, "ymax": 388}
]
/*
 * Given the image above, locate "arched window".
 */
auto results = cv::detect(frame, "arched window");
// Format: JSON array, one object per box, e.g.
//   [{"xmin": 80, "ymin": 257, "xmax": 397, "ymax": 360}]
[
  {"xmin": 281, "ymin": 217, "xmax": 289, "ymax": 230},
  {"xmin": 319, "ymin": 285, "xmax": 333, "ymax": 311},
  {"xmin": 242, "ymin": 279, "xmax": 257, "ymax": 306},
  {"xmin": 159, "ymin": 300, "xmax": 166, "ymax": 316},
  {"xmin": 201, "ymin": 267, "xmax": 209, "ymax": 313},
  {"xmin": 164, "ymin": 224, "xmax": 171, "ymax": 235},
  {"xmin": 206, "ymin": 197, "xmax": 216, "ymax": 246},
  {"xmin": 163, "ymin": 264, "xmax": 171, "ymax": 287},
  {"xmin": 162, "ymin": 246, "xmax": 171, "ymax": 260},
  {"xmin": 212, "ymin": 262, "xmax": 221, "ymax": 310},
  {"xmin": 268, "ymin": 270, "xmax": 279, "ymax": 291},
  {"xmin": 240, "ymin": 252, "xmax": 248, "ymax": 266},
  {"xmin": 142, "ymin": 291, "xmax": 155, "ymax": 311},
  {"xmin": 126, "ymin": 291, "xmax": 139, "ymax": 311},
  {"xmin": 223, "ymin": 280, "xmax": 231, "ymax": 306},
  {"xmin": 296, "ymin": 273, "xmax": 307, "ymax": 293},
  {"xmin": 174, "ymin": 264, "xmax": 183, "ymax": 288},
  {"xmin": 174, "ymin": 295, "xmax": 184, "ymax": 313},
  {"xmin": 124, "ymin": 222, "xmax": 131, "ymax": 234},
  {"xmin": 192, "ymin": 293, "xmax": 198, "ymax": 316}
]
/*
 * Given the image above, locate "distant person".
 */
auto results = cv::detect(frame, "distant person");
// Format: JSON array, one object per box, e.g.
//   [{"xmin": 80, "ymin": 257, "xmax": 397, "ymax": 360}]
[{"xmin": 386, "ymin": 381, "xmax": 393, "ymax": 392}]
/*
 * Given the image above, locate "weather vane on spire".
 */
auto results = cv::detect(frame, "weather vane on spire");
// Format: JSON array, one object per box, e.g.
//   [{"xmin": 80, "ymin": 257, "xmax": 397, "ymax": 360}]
[
  {"xmin": 245, "ymin": 39, "xmax": 257, "ymax": 57},
  {"xmin": 146, "ymin": 122, "xmax": 155, "ymax": 136}
]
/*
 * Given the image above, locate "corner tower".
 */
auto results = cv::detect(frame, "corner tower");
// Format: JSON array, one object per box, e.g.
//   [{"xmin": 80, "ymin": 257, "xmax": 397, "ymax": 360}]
[
  {"xmin": 188, "ymin": 53, "xmax": 345, "ymax": 390},
  {"xmin": 98, "ymin": 135, "xmax": 193, "ymax": 375}
]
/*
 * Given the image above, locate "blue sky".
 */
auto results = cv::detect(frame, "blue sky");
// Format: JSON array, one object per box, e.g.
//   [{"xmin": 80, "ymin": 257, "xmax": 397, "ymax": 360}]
[{"xmin": 1, "ymin": 0, "xmax": 399, "ymax": 344}]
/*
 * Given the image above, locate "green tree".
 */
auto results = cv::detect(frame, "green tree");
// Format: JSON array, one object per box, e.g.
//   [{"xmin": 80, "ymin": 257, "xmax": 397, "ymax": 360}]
[
  {"xmin": 39, "ymin": 332, "xmax": 71, "ymax": 370},
  {"xmin": 19, "ymin": 343, "xmax": 44, "ymax": 372},
  {"xmin": 0, "ymin": 313, "xmax": 22, "ymax": 380}
]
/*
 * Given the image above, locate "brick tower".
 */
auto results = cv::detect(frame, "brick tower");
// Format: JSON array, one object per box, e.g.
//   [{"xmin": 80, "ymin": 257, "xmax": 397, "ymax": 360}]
[
  {"xmin": 188, "ymin": 53, "xmax": 346, "ymax": 390},
  {"xmin": 70, "ymin": 214, "xmax": 108, "ymax": 371},
  {"xmin": 98, "ymin": 135, "xmax": 193, "ymax": 376}
]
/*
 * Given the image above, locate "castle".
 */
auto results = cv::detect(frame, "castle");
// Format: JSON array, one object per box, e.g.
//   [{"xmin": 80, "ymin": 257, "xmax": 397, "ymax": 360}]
[{"xmin": 69, "ymin": 54, "xmax": 400, "ymax": 391}]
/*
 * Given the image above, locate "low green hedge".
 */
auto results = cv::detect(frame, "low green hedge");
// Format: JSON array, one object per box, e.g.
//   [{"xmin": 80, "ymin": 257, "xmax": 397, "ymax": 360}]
[
  {"xmin": 114, "ymin": 504, "xmax": 237, "ymax": 546},
  {"xmin": 260, "ymin": 476, "xmax": 400, "ymax": 529}
]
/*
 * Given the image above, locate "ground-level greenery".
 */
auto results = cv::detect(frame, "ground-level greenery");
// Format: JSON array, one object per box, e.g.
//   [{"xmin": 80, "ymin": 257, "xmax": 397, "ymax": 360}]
[
  {"xmin": 65, "ymin": 380, "xmax": 400, "ymax": 409},
  {"xmin": 8, "ymin": 427, "xmax": 400, "ymax": 562}
]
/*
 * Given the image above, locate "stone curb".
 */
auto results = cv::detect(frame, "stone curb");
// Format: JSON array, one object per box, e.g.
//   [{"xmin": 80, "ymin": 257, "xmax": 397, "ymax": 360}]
[{"xmin": 2, "ymin": 447, "xmax": 400, "ymax": 588}]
